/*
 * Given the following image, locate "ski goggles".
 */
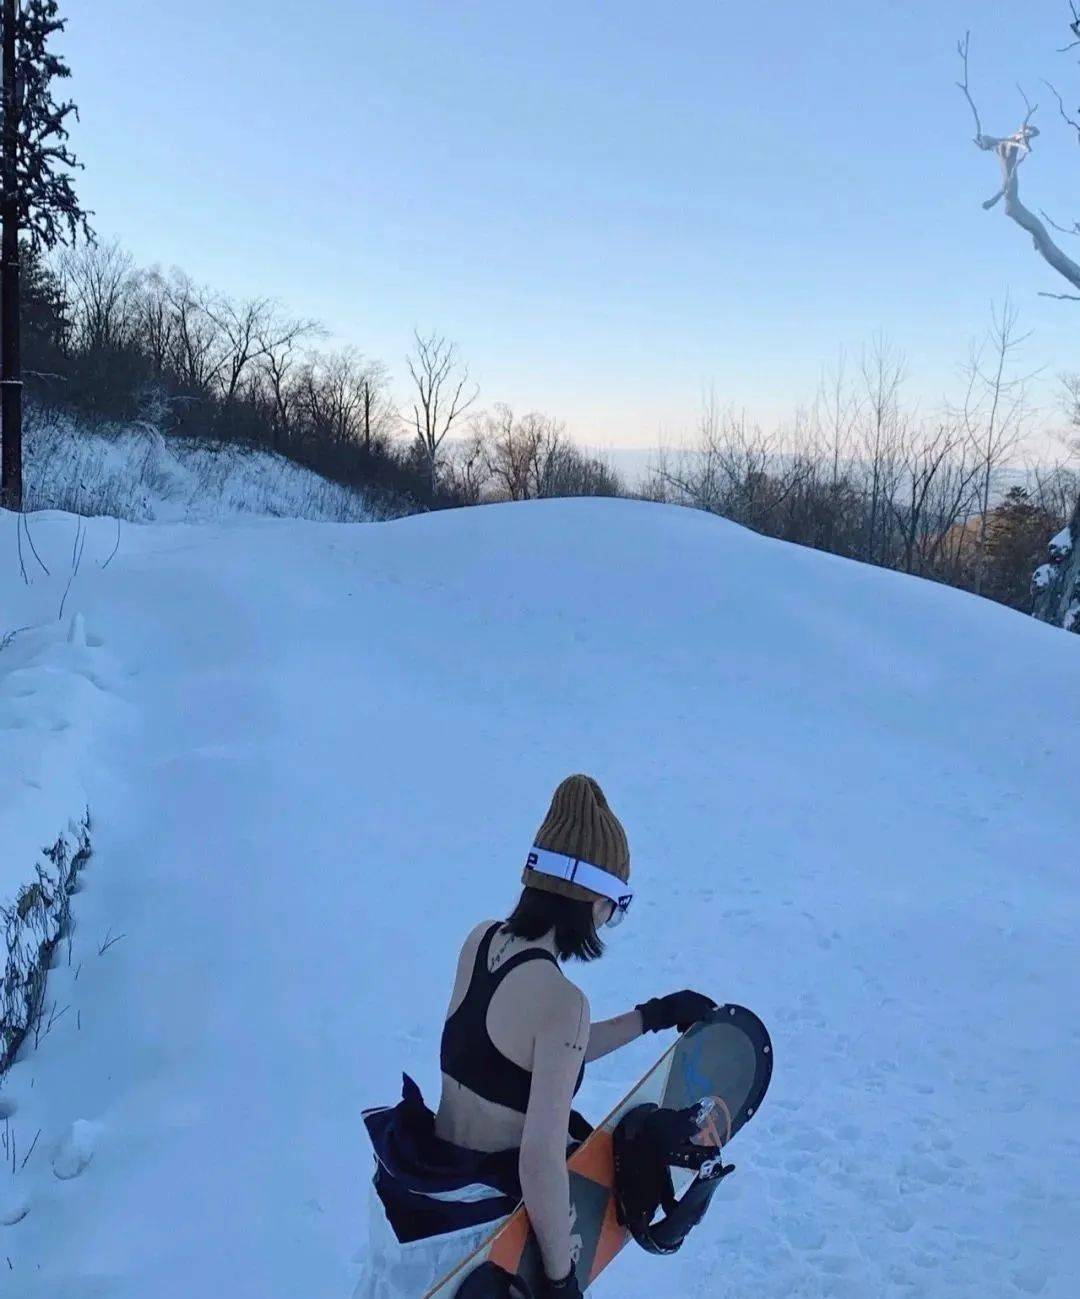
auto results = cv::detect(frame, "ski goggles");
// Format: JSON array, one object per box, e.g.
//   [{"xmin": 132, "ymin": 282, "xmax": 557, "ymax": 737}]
[{"xmin": 525, "ymin": 846, "xmax": 634, "ymax": 928}]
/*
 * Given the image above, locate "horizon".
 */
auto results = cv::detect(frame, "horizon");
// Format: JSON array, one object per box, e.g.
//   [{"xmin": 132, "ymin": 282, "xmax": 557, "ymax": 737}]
[{"xmin": 55, "ymin": 2, "xmax": 1080, "ymax": 457}]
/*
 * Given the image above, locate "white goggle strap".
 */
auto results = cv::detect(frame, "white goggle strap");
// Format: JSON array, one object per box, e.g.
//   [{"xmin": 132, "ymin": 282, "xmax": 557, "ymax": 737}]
[{"xmin": 525, "ymin": 846, "xmax": 634, "ymax": 910}]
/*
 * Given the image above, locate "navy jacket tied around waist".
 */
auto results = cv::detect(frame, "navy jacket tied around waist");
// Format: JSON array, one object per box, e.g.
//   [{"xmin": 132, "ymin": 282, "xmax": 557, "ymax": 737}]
[{"xmin": 363, "ymin": 1074, "xmax": 592, "ymax": 1244}]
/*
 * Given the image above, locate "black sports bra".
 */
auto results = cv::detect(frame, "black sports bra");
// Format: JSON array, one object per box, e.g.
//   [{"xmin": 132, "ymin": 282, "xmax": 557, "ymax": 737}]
[{"xmin": 440, "ymin": 923, "xmax": 585, "ymax": 1115}]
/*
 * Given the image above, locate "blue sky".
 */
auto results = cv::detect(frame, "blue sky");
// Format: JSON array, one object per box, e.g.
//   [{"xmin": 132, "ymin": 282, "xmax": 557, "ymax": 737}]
[{"xmin": 57, "ymin": 1, "xmax": 1079, "ymax": 450}]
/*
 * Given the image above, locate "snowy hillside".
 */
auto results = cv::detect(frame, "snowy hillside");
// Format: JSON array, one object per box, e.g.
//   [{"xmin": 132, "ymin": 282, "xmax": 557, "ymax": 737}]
[
  {"xmin": 0, "ymin": 498, "xmax": 1077, "ymax": 1299},
  {"xmin": 23, "ymin": 409, "xmax": 407, "ymax": 523}
]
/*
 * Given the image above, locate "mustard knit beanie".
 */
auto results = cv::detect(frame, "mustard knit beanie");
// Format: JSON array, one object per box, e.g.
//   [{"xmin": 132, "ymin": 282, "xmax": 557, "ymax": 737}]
[{"xmin": 522, "ymin": 774, "xmax": 630, "ymax": 903}]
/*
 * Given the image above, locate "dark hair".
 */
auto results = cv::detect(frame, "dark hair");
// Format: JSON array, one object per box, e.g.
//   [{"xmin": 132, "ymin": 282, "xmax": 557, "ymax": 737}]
[{"xmin": 503, "ymin": 886, "xmax": 605, "ymax": 962}]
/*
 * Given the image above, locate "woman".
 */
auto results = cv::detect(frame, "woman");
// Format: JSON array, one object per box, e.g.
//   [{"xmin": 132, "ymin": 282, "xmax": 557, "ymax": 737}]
[{"xmin": 358, "ymin": 775, "xmax": 716, "ymax": 1299}]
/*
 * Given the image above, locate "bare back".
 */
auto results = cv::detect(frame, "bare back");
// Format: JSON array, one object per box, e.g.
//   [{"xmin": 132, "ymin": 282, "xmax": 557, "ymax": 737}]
[{"xmin": 435, "ymin": 920, "xmax": 583, "ymax": 1153}]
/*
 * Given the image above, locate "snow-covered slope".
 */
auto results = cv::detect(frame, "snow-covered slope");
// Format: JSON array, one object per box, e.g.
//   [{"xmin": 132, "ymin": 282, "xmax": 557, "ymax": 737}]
[
  {"xmin": 24, "ymin": 410, "xmax": 407, "ymax": 523},
  {"xmin": 0, "ymin": 499, "xmax": 1077, "ymax": 1299}
]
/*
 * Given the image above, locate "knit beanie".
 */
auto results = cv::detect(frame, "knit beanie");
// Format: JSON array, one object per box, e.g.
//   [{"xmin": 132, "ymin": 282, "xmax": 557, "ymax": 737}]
[{"xmin": 522, "ymin": 774, "xmax": 630, "ymax": 903}]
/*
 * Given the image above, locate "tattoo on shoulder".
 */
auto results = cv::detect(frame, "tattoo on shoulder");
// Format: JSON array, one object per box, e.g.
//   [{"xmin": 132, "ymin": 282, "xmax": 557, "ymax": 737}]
[{"xmin": 564, "ymin": 995, "xmax": 588, "ymax": 1052}]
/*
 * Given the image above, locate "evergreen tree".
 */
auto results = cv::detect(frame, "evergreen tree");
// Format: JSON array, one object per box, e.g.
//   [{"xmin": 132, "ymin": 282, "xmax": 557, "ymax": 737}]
[
  {"xmin": 21, "ymin": 238, "xmax": 67, "ymax": 378},
  {"xmin": 1, "ymin": 0, "xmax": 89, "ymax": 510},
  {"xmin": 983, "ymin": 486, "xmax": 1059, "ymax": 610}
]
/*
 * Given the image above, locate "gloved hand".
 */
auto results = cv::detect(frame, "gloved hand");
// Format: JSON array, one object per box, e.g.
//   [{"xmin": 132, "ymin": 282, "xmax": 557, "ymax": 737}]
[
  {"xmin": 636, "ymin": 990, "xmax": 717, "ymax": 1034},
  {"xmin": 540, "ymin": 1265, "xmax": 583, "ymax": 1299}
]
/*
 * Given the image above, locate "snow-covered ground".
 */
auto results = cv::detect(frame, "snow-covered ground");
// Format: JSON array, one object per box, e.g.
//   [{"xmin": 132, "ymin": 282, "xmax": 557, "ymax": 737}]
[
  {"xmin": 23, "ymin": 409, "xmax": 407, "ymax": 523},
  {"xmin": 0, "ymin": 614, "xmax": 113, "ymax": 910},
  {"xmin": 0, "ymin": 497, "xmax": 1077, "ymax": 1299}
]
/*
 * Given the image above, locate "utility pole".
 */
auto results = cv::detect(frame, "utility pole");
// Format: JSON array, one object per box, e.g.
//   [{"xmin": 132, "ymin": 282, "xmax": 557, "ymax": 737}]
[{"xmin": 0, "ymin": 0, "xmax": 22, "ymax": 512}]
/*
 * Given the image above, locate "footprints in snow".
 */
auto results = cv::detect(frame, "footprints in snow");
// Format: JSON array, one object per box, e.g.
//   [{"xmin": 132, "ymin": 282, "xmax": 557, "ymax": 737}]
[
  {"xmin": 0, "ymin": 1189, "xmax": 29, "ymax": 1226},
  {"xmin": 0, "ymin": 617, "xmax": 113, "ymax": 735},
  {"xmin": 0, "ymin": 1117, "xmax": 101, "ymax": 1231},
  {"xmin": 51, "ymin": 1118, "xmax": 100, "ymax": 1181}
]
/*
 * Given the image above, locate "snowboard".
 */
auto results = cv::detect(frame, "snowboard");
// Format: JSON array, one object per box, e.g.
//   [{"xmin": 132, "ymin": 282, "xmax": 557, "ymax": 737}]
[{"xmin": 424, "ymin": 1004, "xmax": 772, "ymax": 1298}]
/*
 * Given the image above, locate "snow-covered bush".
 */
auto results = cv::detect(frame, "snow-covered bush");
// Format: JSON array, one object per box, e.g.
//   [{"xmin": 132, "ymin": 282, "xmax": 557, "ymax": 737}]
[
  {"xmin": 1, "ymin": 814, "xmax": 90, "ymax": 1075},
  {"xmin": 1048, "ymin": 525, "xmax": 1073, "ymax": 561},
  {"xmin": 22, "ymin": 407, "xmax": 415, "ymax": 524},
  {"xmin": 1032, "ymin": 500, "xmax": 1080, "ymax": 634},
  {"xmin": 0, "ymin": 616, "xmax": 115, "ymax": 1078}
]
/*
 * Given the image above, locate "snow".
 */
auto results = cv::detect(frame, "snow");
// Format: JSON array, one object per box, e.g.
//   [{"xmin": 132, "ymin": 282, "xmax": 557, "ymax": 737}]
[
  {"xmin": 0, "ymin": 497, "xmax": 1078, "ymax": 1299},
  {"xmin": 1048, "ymin": 526, "xmax": 1073, "ymax": 560},
  {"xmin": 1031, "ymin": 563, "xmax": 1054, "ymax": 591},
  {"xmin": 0, "ymin": 612, "xmax": 118, "ymax": 907},
  {"xmin": 23, "ymin": 409, "xmax": 406, "ymax": 523}
]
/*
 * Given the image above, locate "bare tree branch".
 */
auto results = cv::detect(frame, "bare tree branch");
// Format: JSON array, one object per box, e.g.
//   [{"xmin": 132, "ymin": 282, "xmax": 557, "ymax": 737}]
[
  {"xmin": 1043, "ymin": 78, "xmax": 1080, "ymax": 143},
  {"xmin": 956, "ymin": 33, "xmax": 985, "ymax": 140},
  {"xmin": 1038, "ymin": 208, "xmax": 1080, "ymax": 236},
  {"xmin": 956, "ymin": 25, "xmax": 1080, "ymax": 295},
  {"xmin": 1059, "ymin": 3, "xmax": 1080, "ymax": 51}
]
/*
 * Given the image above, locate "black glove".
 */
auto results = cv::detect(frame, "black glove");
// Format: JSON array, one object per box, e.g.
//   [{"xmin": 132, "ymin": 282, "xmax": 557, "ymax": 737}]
[
  {"xmin": 456, "ymin": 1262, "xmax": 557, "ymax": 1298},
  {"xmin": 636, "ymin": 990, "xmax": 717, "ymax": 1034},
  {"xmin": 540, "ymin": 1265, "xmax": 583, "ymax": 1299}
]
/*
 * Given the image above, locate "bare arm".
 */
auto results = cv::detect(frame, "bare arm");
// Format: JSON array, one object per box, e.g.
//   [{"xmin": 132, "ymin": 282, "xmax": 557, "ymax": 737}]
[
  {"xmin": 519, "ymin": 986, "xmax": 590, "ymax": 1281},
  {"xmin": 584, "ymin": 1009, "xmax": 644, "ymax": 1063}
]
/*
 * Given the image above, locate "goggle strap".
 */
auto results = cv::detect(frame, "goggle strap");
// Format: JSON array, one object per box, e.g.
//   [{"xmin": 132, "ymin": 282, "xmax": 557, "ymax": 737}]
[{"xmin": 525, "ymin": 846, "xmax": 634, "ymax": 909}]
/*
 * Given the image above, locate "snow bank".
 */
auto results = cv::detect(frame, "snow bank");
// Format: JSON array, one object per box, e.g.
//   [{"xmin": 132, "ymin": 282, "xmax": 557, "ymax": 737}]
[
  {"xmin": 23, "ymin": 408, "xmax": 410, "ymax": 524},
  {"xmin": 0, "ymin": 614, "xmax": 120, "ymax": 1072}
]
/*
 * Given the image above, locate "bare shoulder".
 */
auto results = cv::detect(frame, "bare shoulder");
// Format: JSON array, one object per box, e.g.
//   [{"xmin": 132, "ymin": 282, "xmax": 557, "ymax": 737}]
[
  {"xmin": 465, "ymin": 918, "xmax": 499, "ymax": 949},
  {"xmin": 444, "ymin": 920, "xmax": 499, "ymax": 1018},
  {"xmin": 456, "ymin": 918, "xmax": 498, "ymax": 968},
  {"xmin": 536, "ymin": 968, "xmax": 590, "ymax": 1035}
]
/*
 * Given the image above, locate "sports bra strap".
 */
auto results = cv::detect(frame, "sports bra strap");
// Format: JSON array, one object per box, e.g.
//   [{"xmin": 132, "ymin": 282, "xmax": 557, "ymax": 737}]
[
  {"xmin": 471, "ymin": 922, "xmax": 500, "ymax": 982},
  {"xmin": 474, "ymin": 923, "xmax": 557, "ymax": 987}
]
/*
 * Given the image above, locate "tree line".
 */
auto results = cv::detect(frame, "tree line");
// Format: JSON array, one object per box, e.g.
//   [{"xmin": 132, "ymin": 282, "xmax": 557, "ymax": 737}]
[
  {"xmin": 641, "ymin": 324, "xmax": 1078, "ymax": 616},
  {"xmin": 15, "ymin": 231, "xmax": 1079, "ymax": 617},
  {"xmin": 17, "ymin": 236, "xmax": 629, "ymax": 513}
]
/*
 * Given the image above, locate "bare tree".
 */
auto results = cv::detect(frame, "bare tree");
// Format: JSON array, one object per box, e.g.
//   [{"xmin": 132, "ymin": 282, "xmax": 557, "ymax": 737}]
[
  {"xmin": 886, "ymin": 422, "xmax": 980, "ymax": 576},
  {"xmin": 464, "ymin": 404, "xmax": 624, "ymax": 503},
  {"xmin": 518, "ymin": 412, "xmax": 564, "ymax": 498},
  {"xmin": 137, "ymin": 267, "xmax": 175, "ymax": 379},
  {"xmin": 814, "ymin": 350, "xmax": 861, "ymax": 488},
  {"xmin": 442, "ymin": 428, "xmax": 490, "ymax": 505},
  {"xmin": 163, "ymin": 272, "xmax": 222, "ymax": 396},
  {"xmin": 955, "ymin": 298, "xmax": 1031, "ymax": 594},
  {"xmin": 293, "ymin": 348, "xmax": 392, "ymax": 454},
  {"xmin": 57, "ymin": 239, "xmax": 138, "ymax": 353},
  {"xmin": 473, "ymin": 406, "xmax": 569, "ymax": 501},
  {"xmin": 474, "ymin": 403, "xmax": 524, "ymax": 499},
  {"xmin": 859, "ymin": 334, "xmax": 906, "ymax": 566},
  {"xmin": 956, "ymin": 23, "xmax": 1080, "ymax": 298},
  {"xmin": 203, "ymin": 296, "xmax": 315, "ymax": 413},
  {"xmin": 258, "ymin": 328, "xmax": 302, "ymax": 448},
  {"xmin": 298, "ymin": 350, "xmax": 367, "ymax": 446},
  {"xmin": 539, "ymin": 438, "xmax": 623, "ymax": 499},
  {"xmin": 654, "ymin": 391, "xmax": 728, "ymax": 514},
  {"xmin": 405, "ymin": 330, "xmax": 478, "ymax": 494},
  {"xmin": 640, "ymin": 442, "xmax": 677, "ymax": 504},
  {"xmin": 955, "ymin": 14, "xmax": 1080, "ymax": 623}
]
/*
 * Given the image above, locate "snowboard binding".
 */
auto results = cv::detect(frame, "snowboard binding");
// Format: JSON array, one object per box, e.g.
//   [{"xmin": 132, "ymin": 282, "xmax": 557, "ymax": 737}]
[{"xmin": 613, "ymin": 1097, "xmax": 735, "ymax": 1256}]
